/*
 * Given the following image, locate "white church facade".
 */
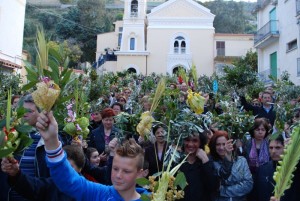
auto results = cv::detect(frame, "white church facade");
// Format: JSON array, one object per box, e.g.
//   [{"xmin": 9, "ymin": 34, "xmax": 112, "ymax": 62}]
[{"xmin": 96, "ymin": 0, "xmax": 254, "ymax": 76}]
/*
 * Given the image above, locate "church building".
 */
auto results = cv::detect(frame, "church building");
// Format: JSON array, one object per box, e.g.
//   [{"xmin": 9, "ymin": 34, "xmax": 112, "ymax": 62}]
[{"xmin": 96, "ymin": 0, "xmax": 254, "ymax": 76}]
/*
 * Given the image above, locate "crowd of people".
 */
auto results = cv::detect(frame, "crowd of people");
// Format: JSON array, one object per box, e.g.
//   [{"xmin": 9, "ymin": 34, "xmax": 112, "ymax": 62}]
[{"xmin": 1, "ymin": 75, "xmax": 300, "ymax": 201}]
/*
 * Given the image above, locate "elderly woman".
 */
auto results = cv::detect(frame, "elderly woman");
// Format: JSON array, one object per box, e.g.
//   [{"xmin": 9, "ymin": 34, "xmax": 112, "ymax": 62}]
[
  {"xmin": 144, "ymin": 124, "xmax": 167, "ymax": 176},
  {"xmin": 244, "ymin": 118, "xmax": 271, "ymax": 174},
  {"xmin": 88, "ymin": 108, "xmax": 118, "ymax": 166},
  {"xmin": 209, "ymin": 131, "xmax": 253, "ymax": 201}
]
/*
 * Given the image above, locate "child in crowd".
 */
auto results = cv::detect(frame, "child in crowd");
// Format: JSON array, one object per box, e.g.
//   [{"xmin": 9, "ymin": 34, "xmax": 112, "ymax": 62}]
[{"xmin": 36, "ymin": 111, "xmax": 148, "ymax": 201}]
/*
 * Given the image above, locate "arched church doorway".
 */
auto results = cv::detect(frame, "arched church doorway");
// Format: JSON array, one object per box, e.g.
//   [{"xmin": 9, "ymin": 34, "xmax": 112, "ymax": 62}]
[
  {"xmin": 127, "ymin": 67, "xmax": 137, "ymax": 74},
  {"xmin": 172, "ymin": 66, "xmax": 186, "ymax": 75}
]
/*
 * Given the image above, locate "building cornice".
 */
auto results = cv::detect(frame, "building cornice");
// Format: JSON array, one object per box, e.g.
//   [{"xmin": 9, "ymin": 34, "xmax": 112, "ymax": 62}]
[
  {"xmin": 148, "ymin": 0, "xmax": 214, "ymax": 18},
  {"xmin": 115, "ymin": 51, "xmax": 150, "ymax": 56}
]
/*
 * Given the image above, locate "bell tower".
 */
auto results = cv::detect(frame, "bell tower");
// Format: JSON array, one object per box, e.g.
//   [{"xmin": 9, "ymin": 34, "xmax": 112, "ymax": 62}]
[{"xmin": 119, "ymin": 0, "xmax": 147, "ymax": 52}]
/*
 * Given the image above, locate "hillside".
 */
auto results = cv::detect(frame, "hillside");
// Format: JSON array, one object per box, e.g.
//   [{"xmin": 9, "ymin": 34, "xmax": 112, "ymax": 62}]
[{"xmin": 23, "ymin": 0, "xmax": 257, "ymax": 65}]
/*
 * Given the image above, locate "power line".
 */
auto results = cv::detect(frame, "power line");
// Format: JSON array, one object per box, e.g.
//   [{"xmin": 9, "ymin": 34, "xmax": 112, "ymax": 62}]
[{"xmin": 26, "ymin": 3, "xmax": 103, "ymax": 35}]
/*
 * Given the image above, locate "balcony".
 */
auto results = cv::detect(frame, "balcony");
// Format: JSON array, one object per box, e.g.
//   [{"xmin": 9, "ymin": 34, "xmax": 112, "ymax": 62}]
[
  {"xmin": 297, "ymin": 0, "xmax": 300, "ymax": 17},
  {"xmin": 258, "ymin": 69, "xmax": 273, "ymax": 84},
  {"xmin": 254, "ymin": 20, "xmax": 279, "ymax": 48}
]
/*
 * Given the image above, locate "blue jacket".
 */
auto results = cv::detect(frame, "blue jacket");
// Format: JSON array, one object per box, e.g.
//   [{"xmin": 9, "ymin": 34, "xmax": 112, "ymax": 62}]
[
  {"xmin": 46, "ymin": 153, "xmax": 148, "ymax": 201},
  {"xmin": 213, "ymin": 156, "xmax": 253, "ymax": 201}
]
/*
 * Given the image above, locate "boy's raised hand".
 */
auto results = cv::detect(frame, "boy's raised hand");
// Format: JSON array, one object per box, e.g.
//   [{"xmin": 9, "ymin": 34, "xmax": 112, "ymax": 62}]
[{"xmin": 36, "ymin": 111, "xmax": 60, "ymax": 150}]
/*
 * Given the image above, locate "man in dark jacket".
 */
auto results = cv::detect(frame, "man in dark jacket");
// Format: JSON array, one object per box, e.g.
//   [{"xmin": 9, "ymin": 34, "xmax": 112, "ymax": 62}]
[
  {"xmin": 240, "ymin": 91, "xmax": 276, "ymax": 126},
  {"xmin": 1, "ymin": 145, "xmax": 85, "ymax": 201},
  {"xmin": 253, "ymin": 135, "xmax": 300, "ymax": 201},
  {"xmin": 0, "ymin": 94, "xmax": 50, "ymax": 201}
]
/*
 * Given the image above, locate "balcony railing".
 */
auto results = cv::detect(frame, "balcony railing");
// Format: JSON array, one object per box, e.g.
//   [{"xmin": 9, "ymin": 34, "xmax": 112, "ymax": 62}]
[
  {"xmin": 254, "ymin": 20, "xmax": 279, "ymax": 46},
  {"xmin": 297, "ymin": 0, "xmax": 300, "ymax": 16}
]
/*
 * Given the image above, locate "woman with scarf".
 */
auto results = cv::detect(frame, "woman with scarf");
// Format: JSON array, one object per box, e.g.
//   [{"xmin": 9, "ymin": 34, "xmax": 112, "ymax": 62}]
[
  {"xmin": 244, "ymin": 118, "xmax": 271, "ymax": 174},
  {"xmin": 244, "ymin": 118, "xmax": 271, "ymax": 201}
]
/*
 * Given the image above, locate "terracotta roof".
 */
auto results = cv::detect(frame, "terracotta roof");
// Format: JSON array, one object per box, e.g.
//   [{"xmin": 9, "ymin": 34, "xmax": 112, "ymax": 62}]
[
  {"xmin": 58, "ymin": 66, "xmax": 85, "ymax": 74},
  {"xmin": 0, "ymin": 58, "xmax": 22, "ymax": 69},
  {"xmin": 72, "ymin": 69, "xmax": 85, "ymax": 74},
  {"xmin": 214, "ymin": 33, "xmax": 254, "ymax": 37}
]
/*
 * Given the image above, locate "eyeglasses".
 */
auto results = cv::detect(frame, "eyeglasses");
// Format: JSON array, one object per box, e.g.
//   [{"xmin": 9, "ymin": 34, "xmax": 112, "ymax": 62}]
[{"xmin": 124, "ymin": 91, "xmax": 131, "ymax": 94}]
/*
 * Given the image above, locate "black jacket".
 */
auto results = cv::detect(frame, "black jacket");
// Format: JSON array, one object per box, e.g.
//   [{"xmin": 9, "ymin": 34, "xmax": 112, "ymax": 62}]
[
  {"xmin": 88, "ymin": 124, "xmax": 118, "ymax": 154},
  {"xmin": 82, "ymin": 156, "xmax": 113, "ymax": 185},
  {"xmin": 240, "ymin": 96, "xmax": 276, "ymax": 126},
  {"xmin": 144, "ymin": 142, "xmax": 167, "ymax": 176},
  {"xmin": 8, "ymin": 171, "xmax": 75, "ymax": 201},
  {"xmin": 254, "ymin": 161, "xmax": 300, "ymax": 201},
  {"xmin": 179, "ymin": 159, "xmax": 219, "ymax": 201}
]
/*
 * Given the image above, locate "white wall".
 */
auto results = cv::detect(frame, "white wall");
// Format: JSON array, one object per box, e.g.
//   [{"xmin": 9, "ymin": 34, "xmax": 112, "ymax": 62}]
[
  {"xmin": 277, "ymin": 0, "xmax": 300, "ymax": 85},
  {"xmin": 0, "ymin": 0, "xmax": 26, "ymax": 66},
  {"xmin": 258, "ymin": 41, "xmax": 278, "ymax": 72}
]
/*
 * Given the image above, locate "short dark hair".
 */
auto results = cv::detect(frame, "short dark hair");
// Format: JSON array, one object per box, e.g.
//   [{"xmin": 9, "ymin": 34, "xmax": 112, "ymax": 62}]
[
  {"xmin": 111, "ymin": 102, "xmax": 123, "ymax": 111},
  {"xmin": 63, "ymin": 145, "xmax": 85, "ymax": 169},
  {"xmin": 269, "ymin": 135, "xmax": 284, "ymax": 146},
  {"xmin": 249, "ymin": 118, "xmax": 271, "ymax": 138},
  {"xmin": 116, "ymin": 139, "xmax": 144, "ymax": 170},
  {"xmin": 183, "ymin": 131, "xmax": 207, "ymax": 150},
  {"xmin": 209, "ymin": 130, "xmax": 229, "ymax": 160},
  {"xmin": 152, "ymin": 124, "xmax": 164, "ymax": 134}
]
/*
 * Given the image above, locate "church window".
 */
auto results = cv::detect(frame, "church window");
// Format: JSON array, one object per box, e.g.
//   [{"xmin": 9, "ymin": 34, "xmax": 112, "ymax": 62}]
[
  {"xmin": 181, "ymin": 41, "xmax": 186, "ymax": 54},
  {"xmin": 174, "ymin": 36, "xmax": 186, "ymax": 54},
  {"xmin": 118, "ymin": 33, "xmax": 122, "ymax": 47},
  {"xmin": 130, "ymin": 38, "xmax": 135, "ymax": 50},
  {"xmin": 131, "ymin": 0, "xmax": 138, "ymax": 17},
  {"xmin": 174, "ymin": 41, "xmax": 179, "ymax": 53}
]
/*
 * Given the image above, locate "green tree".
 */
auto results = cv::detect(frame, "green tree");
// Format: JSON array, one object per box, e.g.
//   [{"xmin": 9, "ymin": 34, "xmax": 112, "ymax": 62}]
[
  {"xmin": 232, "ymin": 51, "xmax": 258, "ymax": 72},
  {"xmin": 48, "ymin": 39, "xmax": 83, "ymax": 67},
  {"xmin": 55, "ymin": 0, "xmax": 116, "ymax": 62},
  {"xmin": 203, "ymin": 0, "xmax": 254, "ymax": 34}
]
